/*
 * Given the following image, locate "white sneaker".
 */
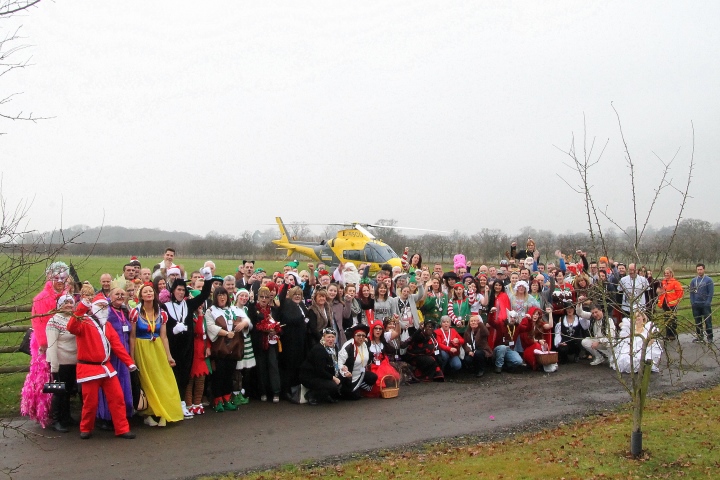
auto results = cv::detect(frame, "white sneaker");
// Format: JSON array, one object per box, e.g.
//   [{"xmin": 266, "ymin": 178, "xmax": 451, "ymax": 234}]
[
  {"xmin": 181, "ymin": 401, "xmax": 194, "ymax": 419},
  {"xmin": 144, "ymin": 416, "xmax": 158, "ymax": 427},
  {"xmin": 158, "ymin": 417, "xmax": 167, "ymax": 427},
  {"xmin": 590, "ymin": 356, "xmax": 605, "ymax": 366}
]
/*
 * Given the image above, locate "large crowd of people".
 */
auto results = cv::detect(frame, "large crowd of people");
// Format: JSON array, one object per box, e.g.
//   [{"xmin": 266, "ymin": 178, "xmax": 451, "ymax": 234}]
[{"xmin": 19, "ymin": 240, "xmax": 714, "ymax": 439}]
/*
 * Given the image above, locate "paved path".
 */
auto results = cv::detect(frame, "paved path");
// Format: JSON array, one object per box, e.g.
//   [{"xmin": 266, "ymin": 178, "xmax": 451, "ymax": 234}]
[{"xmin": 2, "ymin": 334, "xmax": 719, "ymax": 480}]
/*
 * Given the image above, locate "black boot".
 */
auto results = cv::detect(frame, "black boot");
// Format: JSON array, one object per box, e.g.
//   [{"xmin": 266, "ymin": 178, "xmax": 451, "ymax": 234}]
[
  {"xmin": 59, "ymin": 393, "xmax": 75, "ymax": 428},
  {"xmin": 51, "ymin": 395, "xmax": 68, "ymax": 433},
  {"xmin": 304, "ymin": 390, "xmax": 319, "ymax": 406}
]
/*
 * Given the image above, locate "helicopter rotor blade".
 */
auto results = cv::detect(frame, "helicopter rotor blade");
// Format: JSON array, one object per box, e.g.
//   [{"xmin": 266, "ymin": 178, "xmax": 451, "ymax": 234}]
[{"xmin": 365, "ymin": 224, "xmax": 449, "ymax": 233}]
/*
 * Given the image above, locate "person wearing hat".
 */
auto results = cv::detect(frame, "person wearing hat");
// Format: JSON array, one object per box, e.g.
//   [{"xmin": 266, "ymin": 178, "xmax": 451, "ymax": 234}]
[
  {"xmin": 487, "ymin": 307, "xmax": 525, "ymax": 374},
  {"xmin": 231, "ymin": 288, "xmax": 256, "ymax": 407},
  {"xmin": 250, "ymin": 267, "xmax": 267, "ymax": 302},
  {"xmin": 95, "ymin": 287, "xmax": 134, "ymax": 431},
  {"xmin": 22, "ymin": 261, "xmax": 71, "ymax": 428},
  {"xmin": 495, "ymin": 266, "xmax": 510, "ymax": 287},
  {"xmin": 299, "ymin": 329, "xmax": 342, "ymax": 405},
  {"xmin": 162, "ymin": 267, "xmax": 214, "ymax": 418},
  {"xmin": 553, "ymin": 301, "xmax": 590, "ymax": 364},
  {"xmin": 509, "ymin": 281, "xmax": 540, "ymax": 319},
  {"xmin": 69, "ymin": 295, "xmax": 138, "ymax": 439},
  {"xmin": 337, "ymin": 324, "xmax": 377, "ymax": 399},
  {"xmin": 405, "ymin": 320, "xmax": 444, "ymax": 382},
  {"xmin": 519, "ymin": 306, "xmax": 554, "ymax": 371},
  {"xmin": 45, "ymin": 294, "xmax": 78, "ymax": 432}
]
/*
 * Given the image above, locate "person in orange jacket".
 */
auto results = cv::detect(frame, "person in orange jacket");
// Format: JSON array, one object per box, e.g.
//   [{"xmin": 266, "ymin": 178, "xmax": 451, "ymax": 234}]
[{"xmin": 656, "ymin": 267, "xmax": 684, "ymax": 340}]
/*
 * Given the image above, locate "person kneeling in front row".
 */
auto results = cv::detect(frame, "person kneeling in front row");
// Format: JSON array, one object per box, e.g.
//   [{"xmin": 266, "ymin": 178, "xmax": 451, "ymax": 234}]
[{"xmin": 337, "ymin": 324, "xmax": 377, "ymax": 399}]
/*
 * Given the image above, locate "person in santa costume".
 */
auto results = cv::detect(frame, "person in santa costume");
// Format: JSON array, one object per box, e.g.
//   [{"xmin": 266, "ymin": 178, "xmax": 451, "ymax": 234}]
[{"xmin": 68, "ymin": 296, "xmax": 137, "ymax": 439}]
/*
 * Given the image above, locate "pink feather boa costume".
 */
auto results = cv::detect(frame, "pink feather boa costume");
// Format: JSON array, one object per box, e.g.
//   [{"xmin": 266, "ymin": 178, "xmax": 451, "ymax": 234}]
[{"xmin": 20, "ymin": 281, "xmax": 62, "ymax": 427}]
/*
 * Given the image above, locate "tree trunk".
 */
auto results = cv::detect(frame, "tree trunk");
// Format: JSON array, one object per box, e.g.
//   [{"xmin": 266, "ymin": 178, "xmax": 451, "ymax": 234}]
[{"xmin": 631, "ymin": 360, "xmax": 653, "ymax": 456}]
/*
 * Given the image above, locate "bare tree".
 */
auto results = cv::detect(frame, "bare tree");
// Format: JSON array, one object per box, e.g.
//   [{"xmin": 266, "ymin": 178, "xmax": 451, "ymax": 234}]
[
  {"xmin": 287, "ymin": 222, "xmax": 312, "ymax": 241},
  {"xmin": 0, "ymin": 0, "xmax": 50, "ymax": 131},
  {"xmin": 556, "ymin": 106, "xmax": 705, "ymax": 457}
]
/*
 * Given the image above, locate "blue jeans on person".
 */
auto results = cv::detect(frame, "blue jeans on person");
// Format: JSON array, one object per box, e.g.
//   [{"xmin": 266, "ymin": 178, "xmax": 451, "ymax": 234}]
[
  {"xmin": 493, "ymin": 344, "xmax": 524, "ymax": 370},
  {"xmin": 439, "ymin": 351, "xmax": 462, "ymax": 373},
  {"xmin": 692, "ymin": 304, "xmax": 714, "ymax": 340}
]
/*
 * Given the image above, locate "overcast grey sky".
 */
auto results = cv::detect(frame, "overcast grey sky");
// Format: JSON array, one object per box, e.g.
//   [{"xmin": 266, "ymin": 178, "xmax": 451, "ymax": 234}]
[{"xmin": 2, "ymin": 1, "xmax": 718, "ymax": 239}]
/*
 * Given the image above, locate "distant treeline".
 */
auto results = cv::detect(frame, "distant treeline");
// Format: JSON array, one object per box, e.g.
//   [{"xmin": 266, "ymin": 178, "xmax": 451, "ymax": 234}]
[{"xmin": 16, "ymin": 218, "xmax": 720, "ymax": 268}]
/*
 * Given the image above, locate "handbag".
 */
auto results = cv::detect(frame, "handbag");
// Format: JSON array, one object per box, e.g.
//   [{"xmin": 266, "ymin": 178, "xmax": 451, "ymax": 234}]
[
  {"xmin": 210, "ymin": 310, "xmax": 244, "ymax": 360},
  {"xmin": 43, "ymin": 381, "xmax": 66, "ymax": 394},
  {"xmin": 18, "ymin": 327, "xmax": 33, "ymax": 355}
]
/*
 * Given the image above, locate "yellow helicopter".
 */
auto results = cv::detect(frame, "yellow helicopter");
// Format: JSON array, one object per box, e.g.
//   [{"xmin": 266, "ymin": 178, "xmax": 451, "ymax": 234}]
[{"xmin": 272, "ymin": 217, "xmax": 442, "ymax": 273}]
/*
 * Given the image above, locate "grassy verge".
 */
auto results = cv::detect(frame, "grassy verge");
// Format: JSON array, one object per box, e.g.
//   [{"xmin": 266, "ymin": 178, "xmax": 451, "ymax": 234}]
[{"xmin": 204, "ymin": 385, "xmax": 720, "ymax": 480}]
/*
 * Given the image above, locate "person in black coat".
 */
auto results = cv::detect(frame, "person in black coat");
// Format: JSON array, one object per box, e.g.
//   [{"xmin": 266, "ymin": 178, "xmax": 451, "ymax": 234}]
[
  {"xmin": 278, "ymin": 285, "xmax": 313, "ymax": 402},
  {"xmin": 162, "ymin": 267, "xmax": 213, "ymax": 414},
  {"xmin": 299, "ymin": 329, "xmax": 342, "ymax": 405}
]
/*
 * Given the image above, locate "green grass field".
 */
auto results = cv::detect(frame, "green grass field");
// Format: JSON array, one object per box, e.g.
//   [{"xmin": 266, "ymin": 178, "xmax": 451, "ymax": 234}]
[{"xmin": 204, "ymin": 385, "xmax": 720, "ymax": 479}]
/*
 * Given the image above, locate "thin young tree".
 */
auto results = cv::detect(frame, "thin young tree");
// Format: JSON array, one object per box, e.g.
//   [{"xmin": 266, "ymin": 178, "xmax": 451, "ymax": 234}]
[{"xmin": 555, "ymin": 104, "xmax": 707, "ymax": 457}]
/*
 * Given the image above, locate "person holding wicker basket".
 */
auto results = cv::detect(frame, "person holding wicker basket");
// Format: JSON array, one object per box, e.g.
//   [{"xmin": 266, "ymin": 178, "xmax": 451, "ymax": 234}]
[{"xmin": 519, "ymin": 306, "xmax": 555, "ymax": 372}]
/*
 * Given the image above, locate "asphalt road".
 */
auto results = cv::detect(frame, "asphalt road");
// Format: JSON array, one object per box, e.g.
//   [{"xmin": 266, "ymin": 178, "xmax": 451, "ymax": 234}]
[{"xmin": 2, "ymin": 334, "xmax": 719, "ymax": 480}]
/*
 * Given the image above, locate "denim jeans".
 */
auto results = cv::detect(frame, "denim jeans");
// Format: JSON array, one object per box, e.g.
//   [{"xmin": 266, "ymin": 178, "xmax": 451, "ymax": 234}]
[
  {"xmin": 692, "ymin": 304, "xmax": 713, "ymax": 340},
  {"xmin": 493, "ymin": 344, "xmax": 524, "ymax": 369},
  {"xmin": 439, "ymin": 350, "xmax": 462, "ymax": 372}
]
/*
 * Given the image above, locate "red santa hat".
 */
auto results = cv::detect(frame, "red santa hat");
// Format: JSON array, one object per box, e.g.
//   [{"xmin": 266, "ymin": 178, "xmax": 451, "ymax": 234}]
[{"xmin": 92, "ymin": 292, "xmax": 108, "ymax": 304}]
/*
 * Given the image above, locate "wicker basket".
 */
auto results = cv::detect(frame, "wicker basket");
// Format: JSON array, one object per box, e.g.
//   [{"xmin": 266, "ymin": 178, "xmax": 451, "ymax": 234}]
[
  {"xmin": 535, "ymin": 351, "xmax": 558, "ymax": 366},
  {"xmin": 379, "ymin": 375, "xmax": 399, "ymax": 399}
]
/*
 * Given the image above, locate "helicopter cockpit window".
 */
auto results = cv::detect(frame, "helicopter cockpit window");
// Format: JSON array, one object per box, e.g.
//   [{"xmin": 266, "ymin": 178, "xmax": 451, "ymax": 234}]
[
  {"xmin": 344, "ymin": 250, "xmax": 364, "ymax": 261},
  {"xmin": 363, "ymin": 243, "xmax": 398, "ymax": 263}
]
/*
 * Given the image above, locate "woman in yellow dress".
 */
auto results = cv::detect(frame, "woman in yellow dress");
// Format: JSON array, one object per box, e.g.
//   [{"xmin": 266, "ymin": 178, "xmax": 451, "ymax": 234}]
[{"xmin": 129, "ymin": 283, "xmax": 183, "ymax": 426}]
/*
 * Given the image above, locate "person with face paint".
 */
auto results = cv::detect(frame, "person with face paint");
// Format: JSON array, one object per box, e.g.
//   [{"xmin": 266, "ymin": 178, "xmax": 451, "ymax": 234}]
[
  {"xmin": 69, "ymin": 295, "xmax": 138, "ymax": 439},
  {"xmin": 22, "ymin": 261, "xmax": 70, "ymax": 428}
]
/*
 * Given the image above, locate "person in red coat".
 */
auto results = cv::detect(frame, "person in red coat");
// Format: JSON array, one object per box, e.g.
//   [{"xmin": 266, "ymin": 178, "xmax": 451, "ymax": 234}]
[
  {"xmin": 519, "ymin": 306, "xmax": 553, "ymax": 370},
  {"xmin": 434, "ymin": 316, "xmax": 465, "ymax": 373},
  {"xmin": 68, "ymin": 297, "xmax": 138, "ymax": 439}
]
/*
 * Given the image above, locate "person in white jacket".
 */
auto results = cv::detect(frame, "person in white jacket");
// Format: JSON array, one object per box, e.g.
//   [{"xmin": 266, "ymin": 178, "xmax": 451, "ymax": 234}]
[{"xmin": 578, "ymin": 303, "xmax": 617, "ymax": 366}]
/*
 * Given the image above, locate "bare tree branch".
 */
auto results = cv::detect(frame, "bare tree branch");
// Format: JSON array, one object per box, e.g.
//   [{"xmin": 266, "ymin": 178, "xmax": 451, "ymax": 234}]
[{"xmin": 0, "ymin": 0, "xmax": 41, "ymax": 16}]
